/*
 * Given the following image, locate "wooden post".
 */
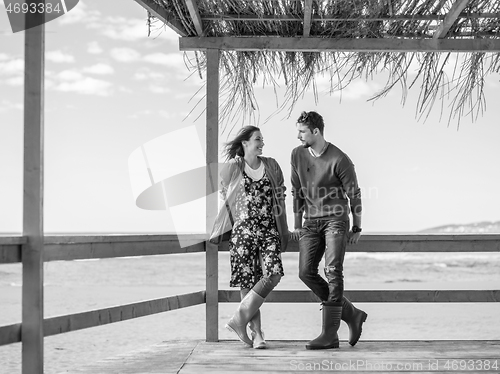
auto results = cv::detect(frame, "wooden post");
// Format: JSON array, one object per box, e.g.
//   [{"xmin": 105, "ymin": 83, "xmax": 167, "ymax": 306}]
[
  {"xmin": 205, "ymin": 48, "xmax": 220, "ymax": 342},
  {"xmin": 22, "ymin": 18, "xmax": 45, "ymax": 374}
]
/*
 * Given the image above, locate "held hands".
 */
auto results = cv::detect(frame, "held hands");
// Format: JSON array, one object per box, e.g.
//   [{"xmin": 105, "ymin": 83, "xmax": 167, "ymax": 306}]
[
  {"xmin": 289, "ymin": 228, "xmax": 302, "ymax": 242},
  {"xmin": 288, "ymin": 227, "xmax": 361, "ymax": 244}
]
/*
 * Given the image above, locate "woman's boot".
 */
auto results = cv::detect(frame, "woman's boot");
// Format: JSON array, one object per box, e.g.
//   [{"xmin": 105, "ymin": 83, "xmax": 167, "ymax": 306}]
[
  {"xmin": 226, "ymin": 290, "xmax": 265, "ymax": 347},
  {"xmin": 306, "ymin": 302, "xmax": 342, "ymax": 350},
  {"xmin": 248, "ymin": 310, "xmax": 266, "ymax": 349},
  {"xmin": 341, "ymin": 297, "xmax": 368, "ymax": 346}
]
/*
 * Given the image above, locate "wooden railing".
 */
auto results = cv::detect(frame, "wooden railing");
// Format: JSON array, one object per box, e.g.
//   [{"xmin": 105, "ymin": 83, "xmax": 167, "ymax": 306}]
[{"xmin": 1, "ymin": 233, "xmax": 499, "ymax": 349}]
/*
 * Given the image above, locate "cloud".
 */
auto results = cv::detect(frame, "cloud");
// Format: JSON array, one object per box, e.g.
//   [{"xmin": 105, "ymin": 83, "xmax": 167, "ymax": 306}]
[
  {"xmin": 0, "ymin": 99, "xmax": 22, "ymax": 113},
  {"xmin": 100, "ymin": 17, "xmax": 151, "ymax": 41},
  {"xmin": 110, "ymin": 48, "xmax": 141, "ymax": 62},
  {"xmin": 46, "ymin": 50, "xmax": 75, "ymax": 63},
  {"xmin": 58, "ymin": 1, "xmax": 101, "ymax": 25},
  {"xmin": 330, "ymin": 80, "xmax": 382, "ymax": 101},
  {"xmin": 55, "ymin": 77, "xmax": 112, "ymax": 96},
  {"xmin": 133, "ymin": 69, "xmax": 165, "ymax": 81},
  {"xmin": 0, "ymin": 53, "xmax": 9, "ymax": 61},
  {"xmin": 5, "ymin": 76, "xmax": 23, "ymax": 86},
  {"xmin": 83, "ymin": 63, "xmax": 114, "ymax": 75},
  {"xmin": 143, "ymin": 53, "xmax": 185, "ymax": 70},
  {"xmin": 87, "ymin": 41, "xmax": 103, "ymax": 54},
  {"xmin": 129, "ymin": 109, "xmax": 153, "ymax": 119},
  {"xmin": 58, "ymin": 69, "xmax": 84, "ymax": 81},
  {"xmin": 0, "ymin": 58, "xmax": 24, "ymax": 76},
  {"xmin": 49, "ymin": 69, "xmax": 113, "ymax": 96},
  {"xmin": 149, "ymin": 85, "xmax": 172, "ymax": 94},
  {"xmin": 159, "ymin": 110, "xmax": 175, "ymax": 119},
  {"xmin": 98, "ymin": 16, "xmax": 178, "ymax": 44}
]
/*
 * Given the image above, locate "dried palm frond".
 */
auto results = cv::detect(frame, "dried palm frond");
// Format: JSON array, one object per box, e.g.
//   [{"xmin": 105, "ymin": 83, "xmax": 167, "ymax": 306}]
[{"xmin": 146, "ymin": 0, "xmax": 500, "ymax": 128}]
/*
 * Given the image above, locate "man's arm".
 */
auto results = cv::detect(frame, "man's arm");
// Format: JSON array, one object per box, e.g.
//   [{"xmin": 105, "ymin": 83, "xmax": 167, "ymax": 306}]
[
  {"xmin": 349, "ymin": 205, "xmax": 362, "ymax": 245},
  {"xmin": 336, "ymin": 156, "xmax": 362, "ymax": 244}
]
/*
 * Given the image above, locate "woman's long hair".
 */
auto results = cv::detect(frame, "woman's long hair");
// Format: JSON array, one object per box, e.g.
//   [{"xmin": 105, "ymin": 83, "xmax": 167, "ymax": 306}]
[{"xmin": 222, "ymin": 125, "xmax": 260, "ymax": 160}]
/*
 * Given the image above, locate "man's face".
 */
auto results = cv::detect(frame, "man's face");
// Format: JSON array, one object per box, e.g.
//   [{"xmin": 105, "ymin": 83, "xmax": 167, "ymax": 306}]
[{"xmin": 296, "ymin": 123, "xmax": 316, "ymax": 148}]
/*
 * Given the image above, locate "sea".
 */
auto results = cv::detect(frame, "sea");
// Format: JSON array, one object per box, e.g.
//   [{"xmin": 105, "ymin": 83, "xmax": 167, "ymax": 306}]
[{"xmin": 1, "ymin": 247, "xmax": 500, "ymax": 373}]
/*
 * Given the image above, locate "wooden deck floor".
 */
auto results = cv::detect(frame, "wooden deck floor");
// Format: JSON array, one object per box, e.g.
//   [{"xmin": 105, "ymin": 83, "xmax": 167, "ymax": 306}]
[{"xmin": 64, "ymin": 340, "xmax": 500, "ymax": 373}]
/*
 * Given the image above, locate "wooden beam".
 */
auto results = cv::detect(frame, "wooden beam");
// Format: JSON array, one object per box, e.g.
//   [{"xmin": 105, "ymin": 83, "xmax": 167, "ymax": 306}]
[
  {"xmin": 179, "ymin": 36, "xmax": 500, "ymax": 52},
  {"xmin": 303, "ymin": 0, "xmax": 313, "ymax": 37},
  {"xmin": 185, "ymin": 0, "xmax": 204, "ymax": 36},
  {"xmin": 434, "ymin": 0, "xmax": 471, "ymax": 39},
  {"xmin": 22, "ymin": 13, "xmax": 44, "ymax": 374},
  {"xmin": 43, "ymin": 234, "xmax": 205, "ymax": 261},
  {"xmin": 133, "ymin": 0, "xmax": 188, "ymax": 36},
  {"xmin": 0, "ymin": 323, "xmax": 21, "ymax": 346},
  {"xmin": 200, "ymin": 13, "xmax": 500, "ymax": 22},
  {"xmin": 219, "ymin": 289, "xmax": 500, "ymax": 303},
  {"xmin": 220, "ymin": 234, "xmax": 500, "ymax": 253},
  {"xmin": 3, "ymin": 234, "xmax": 499, "ymax": 264},
  {"xmin": 205, "ymin": 48, "xmax": 220, "ymax": 343},
  {"xmin": 0, "ymin": 292, "xmax": 206, "ymax": 345},
  {"xmin": 0, "ymin": 244, "xmax": 22, "ymax": 263},
  {"xmin": 43, "ymin": 292, "xmax": 205, "ymax": 337},
  {"xmin": 0, "ymin": 237, "xmax": 25, "ymax": 263}
]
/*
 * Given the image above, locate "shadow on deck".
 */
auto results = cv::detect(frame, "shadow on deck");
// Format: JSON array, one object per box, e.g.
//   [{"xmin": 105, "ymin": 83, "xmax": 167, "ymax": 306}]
[{"xmin": 62, "ymin": 340, "xmax": 500, "ymax": 373}]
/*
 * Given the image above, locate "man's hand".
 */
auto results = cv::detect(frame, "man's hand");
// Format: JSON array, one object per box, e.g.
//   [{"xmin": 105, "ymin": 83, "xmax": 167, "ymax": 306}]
[
  {"xmin": 290, "ymin": 228, "xmax": 302, "ymax": 241},
  {"xmin": 348, "ymin": 231, "xmax": 361, "ymax": 245}
]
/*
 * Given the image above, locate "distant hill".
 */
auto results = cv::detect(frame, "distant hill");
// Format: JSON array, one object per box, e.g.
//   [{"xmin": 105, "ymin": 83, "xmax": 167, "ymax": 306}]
[{"xmin": 419, "ymin": 221, "xmax": 500, "ymax": 233}]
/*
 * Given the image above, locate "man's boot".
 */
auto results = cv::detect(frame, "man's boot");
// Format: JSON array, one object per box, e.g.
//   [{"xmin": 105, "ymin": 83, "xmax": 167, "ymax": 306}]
[
  {"xmin": 305, "ymin": 302, "xmax": 342, "ymax": 350},
  {"xmin": 226, "ymin": 290, "xmax": 265, "ymax": 347},
  {"xmin": 248, "ymin": 310, "xmax": 266, "ymax": 349},
  {"xmin": 341, "ymin": 297, "xmax": 368, "ymax": 346}
]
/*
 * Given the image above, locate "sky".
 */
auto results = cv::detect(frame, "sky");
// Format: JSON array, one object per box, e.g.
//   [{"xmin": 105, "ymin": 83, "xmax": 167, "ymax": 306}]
[{"xmin": 1, "ymin": 0, "xmax": 500, "ymax": 235}]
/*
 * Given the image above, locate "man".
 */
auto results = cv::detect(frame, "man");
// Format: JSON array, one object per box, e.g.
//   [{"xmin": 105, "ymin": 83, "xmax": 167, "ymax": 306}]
[{"xmin": 290, "ymin": 111, "xmax": 367, "ymax": 350}]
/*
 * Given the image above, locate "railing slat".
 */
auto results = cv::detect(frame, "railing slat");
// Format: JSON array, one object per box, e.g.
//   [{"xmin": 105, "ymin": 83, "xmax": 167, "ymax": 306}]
[
  {"xmin": 2, "ymin": 234, "xmax": 500, "ymax": 263},
  {"xmin": 219, "ymin": 290, "xmax": 500, "ymax": 303},
  {"xmin": 44, "ymin": 240, "xmax": 205, "ymax": 261},
  {"xmin": 0, "ymin": 323, "xmax": 22, "ymax": 346},
  {"xmin": 0, "ymin": 244, "xmax": 22, "ymax": 263},
  {"xmin": 220, "ymin": 235, "xmax": 500, "ymax": 252},
  {"xmin": 44, "ymin": 291, "xmax": 205, "ymax": 337},
  {"xmin": 0, "ymin": 291, "xmax": 205, "ymax": 346}
]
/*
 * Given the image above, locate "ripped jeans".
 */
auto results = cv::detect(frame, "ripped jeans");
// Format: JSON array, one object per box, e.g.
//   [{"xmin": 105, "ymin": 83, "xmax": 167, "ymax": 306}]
[{"xmin": 298, "ymin": 219, "xmax": 349, "ymax": 304}]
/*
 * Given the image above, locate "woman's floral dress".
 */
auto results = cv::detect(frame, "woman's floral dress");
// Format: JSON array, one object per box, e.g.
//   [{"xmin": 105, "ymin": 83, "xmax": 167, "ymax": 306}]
[{"xmin": 229, "ymin": 170, "xmax": 284, "ymax": 288}]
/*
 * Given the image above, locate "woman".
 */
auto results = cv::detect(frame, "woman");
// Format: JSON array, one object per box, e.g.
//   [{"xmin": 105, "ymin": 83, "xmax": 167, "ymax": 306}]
[{"xmin": 211, "ymin": 125, "xmax": 289, "ymax": 349}]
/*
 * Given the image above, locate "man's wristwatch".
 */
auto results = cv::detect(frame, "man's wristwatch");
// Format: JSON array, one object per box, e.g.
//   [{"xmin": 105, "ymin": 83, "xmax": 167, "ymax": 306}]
[{"xmin": 352, "ymin": 226, "xmax": 362, "ymax": 233}]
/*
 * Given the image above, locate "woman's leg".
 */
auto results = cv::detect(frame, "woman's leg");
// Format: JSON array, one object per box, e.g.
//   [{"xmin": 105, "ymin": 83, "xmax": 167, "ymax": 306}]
[
  {"xmin": 247, "ymin": 249, "xmax": 283, "ymax": 349},
  {"xmin": 226, "ymin": 284, "xmax": 266, "ymax": 347},
  {"xmin": 226, "ymin": 240, "xmax": 266, "ymax": 347}
]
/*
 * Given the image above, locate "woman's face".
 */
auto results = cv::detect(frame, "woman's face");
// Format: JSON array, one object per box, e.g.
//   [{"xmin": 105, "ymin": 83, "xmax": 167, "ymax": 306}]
[{"xmin": 243, "ymin": 130, "xmax": 264, "ymax": 156}]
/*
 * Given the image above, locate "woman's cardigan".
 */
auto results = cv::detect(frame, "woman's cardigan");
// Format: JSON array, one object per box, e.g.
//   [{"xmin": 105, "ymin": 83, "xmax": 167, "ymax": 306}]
[{"xmin": 210, "ymin": 156, "xmax": 289, "ymax": 251}]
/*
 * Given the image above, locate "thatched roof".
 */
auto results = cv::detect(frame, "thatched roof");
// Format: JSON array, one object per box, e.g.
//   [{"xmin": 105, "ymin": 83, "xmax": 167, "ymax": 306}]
[{"xmin": 135, "ymin": 0, "xmax": 500, "ymax": 125}]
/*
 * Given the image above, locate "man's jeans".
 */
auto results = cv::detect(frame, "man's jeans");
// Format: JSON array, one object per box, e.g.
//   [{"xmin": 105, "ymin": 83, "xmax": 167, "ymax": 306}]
[{"xmin": 298, "ymin": 219, "xmax": 348, "ymax": 303}]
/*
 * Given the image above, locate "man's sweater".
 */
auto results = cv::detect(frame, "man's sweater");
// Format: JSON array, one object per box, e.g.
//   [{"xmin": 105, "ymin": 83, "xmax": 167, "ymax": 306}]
[{"xmin": 291, "ymin": 142, "xmax": 362, "ymax": 220}]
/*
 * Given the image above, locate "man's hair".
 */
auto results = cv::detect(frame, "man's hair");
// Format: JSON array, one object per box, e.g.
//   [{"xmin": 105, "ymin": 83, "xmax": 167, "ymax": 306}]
[{"xmin": 297, "ymin": 111, "xmax": 324, "ymax": 135}]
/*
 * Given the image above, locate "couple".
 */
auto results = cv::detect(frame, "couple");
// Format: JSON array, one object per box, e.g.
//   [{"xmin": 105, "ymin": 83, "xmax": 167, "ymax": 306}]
[{"xmin": 211, "ymin": 111, "xmax": 367, "ymax": 350}]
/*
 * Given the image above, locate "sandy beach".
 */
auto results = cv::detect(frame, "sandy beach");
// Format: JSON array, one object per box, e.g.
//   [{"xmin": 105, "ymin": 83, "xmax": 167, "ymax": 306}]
[{"xmin": 1, "ymin": 252, "xmax": 500, "ymax": 374}]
